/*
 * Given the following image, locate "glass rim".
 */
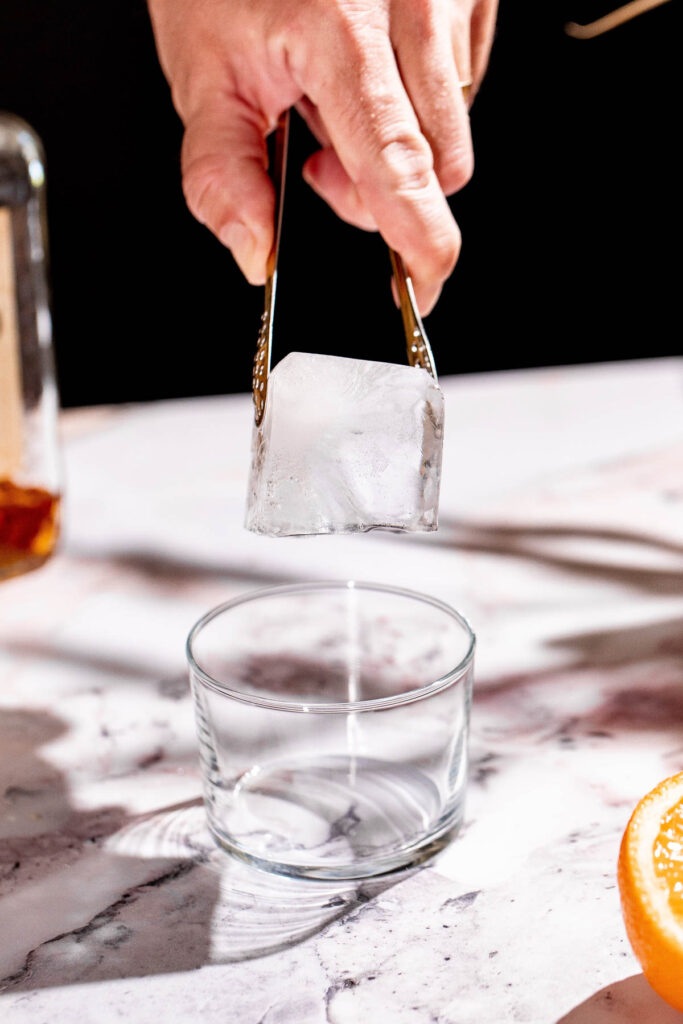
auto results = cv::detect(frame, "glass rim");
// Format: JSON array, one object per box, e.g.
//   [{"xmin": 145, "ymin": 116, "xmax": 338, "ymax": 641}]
[{"xmin": 186, "ymin": 580, "xmax": 475, "ymax": 714}]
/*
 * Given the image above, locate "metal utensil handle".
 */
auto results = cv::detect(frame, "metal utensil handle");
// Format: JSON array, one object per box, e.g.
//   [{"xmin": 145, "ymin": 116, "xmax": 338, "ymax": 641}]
[
  {"xmin": 252, "ymin": 109, "xmax": 439, "ymax": 423},
  {"xmin": 388, "ymin": 248, "xmax": 438, "ymax": 382},
  {"xmin": 252, "ymin": 110, "xmax": 290, "ymax": 426}
]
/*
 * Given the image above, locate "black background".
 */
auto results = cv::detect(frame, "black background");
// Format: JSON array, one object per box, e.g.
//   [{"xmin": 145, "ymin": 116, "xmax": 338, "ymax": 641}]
[{"xmin": 0, "ymin": 0, "xmax": 678, "ymax": 408}]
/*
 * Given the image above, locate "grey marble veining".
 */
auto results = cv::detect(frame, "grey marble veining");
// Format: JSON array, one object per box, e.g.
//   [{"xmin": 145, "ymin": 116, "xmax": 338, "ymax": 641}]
[{"xmin": 1, "ymin": 359, "xmax": 683, "ymax": 1023}]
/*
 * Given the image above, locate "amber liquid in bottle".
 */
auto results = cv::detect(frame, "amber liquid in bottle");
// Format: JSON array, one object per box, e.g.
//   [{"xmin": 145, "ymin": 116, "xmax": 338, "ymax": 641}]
[
  {"xmin": 0, "ymin": 478, "xmax": 59, "ymax": 578},
  {"xmin": 1, "ymin": 116, "xmax": 60, "ymax": 580}
]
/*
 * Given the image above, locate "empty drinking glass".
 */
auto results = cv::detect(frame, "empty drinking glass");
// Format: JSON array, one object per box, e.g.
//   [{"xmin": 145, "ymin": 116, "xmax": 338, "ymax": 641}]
[{"xmin": 187, "ymin": 581, "xmax": 475, "ymax": 880}]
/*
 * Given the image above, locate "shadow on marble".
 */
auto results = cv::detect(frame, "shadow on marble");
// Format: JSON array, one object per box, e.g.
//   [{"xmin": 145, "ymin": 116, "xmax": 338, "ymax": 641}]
[
  {"xmin": 0, "ymin": 547, "xmax": 300, "ymax": 688},
  {"xmin": 475, "ymin": 614, "xmax": 683, "ymax": 705},
  {"xmin": 472, "ymin": 661, "xmax": 683, "ymax": 769},
  {"xmin": 112, "ymin": 803, "xmax": 410, "ymax": 959},
  {"xmin": 0, "ymin": 708, "xmax": 130, "ymax": 863},
  {"xmin": 1, "ymin": 636, "xmax": 193, "ymax": 691},
  {"xmin": 71, "ymin": 546, "xmax": 297, "ymax": 589},
  {"xmin": 412, "ymin": 518, "xmax": 683, "ymax": 596},
  {"xmin": 557, "ymin": 973, "xmax": 683, "ymax": 1023},
  {"xmin": 1, "ymin": 768, "xmax": 406, "ymax": 996},
  {"xmin": 436, "ymin": 519, "xmax": 683, "ymax": 557},
  {"xmin": 478, "ymin": 612, "xmax": 683, "ymax": 695},
  {"xmin": 546, "ymin": 616, "xmax": 683, "ymax": 670}
]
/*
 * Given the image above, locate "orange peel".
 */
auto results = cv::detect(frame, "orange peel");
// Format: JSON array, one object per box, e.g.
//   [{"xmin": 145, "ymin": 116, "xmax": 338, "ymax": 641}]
[{"xmin": 618, "ymin": 771, "xmax": 683, "ymax": 1013}]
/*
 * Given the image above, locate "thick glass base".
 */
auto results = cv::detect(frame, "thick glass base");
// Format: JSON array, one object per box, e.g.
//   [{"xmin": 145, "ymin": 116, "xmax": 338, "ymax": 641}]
[
  {"xmin": 204, "ymin": 754, "xmax": 464, "ymax": 881},
  {"xmin": 208, "ymin": 820, "xmax": 460, "ymax": 881}
]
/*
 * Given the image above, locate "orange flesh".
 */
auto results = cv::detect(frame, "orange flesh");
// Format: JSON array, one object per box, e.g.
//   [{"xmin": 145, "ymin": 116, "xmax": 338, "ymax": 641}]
[{"xmin": 654, "ymin": 795, "xmax": 683, "ymax": 922}]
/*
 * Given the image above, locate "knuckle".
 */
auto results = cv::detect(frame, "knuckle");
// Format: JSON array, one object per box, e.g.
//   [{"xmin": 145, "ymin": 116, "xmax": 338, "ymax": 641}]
[
  {"xmin": 169, "ymin": 77, "xmax": 193, "ymax": 123},
  {"xmin": 438, "ymin": 146, "xmax": 474, "ymax": 194},
  {"xmin": 374, "ymin": 131, "xmax": 435, "ymax": 194},
  {"xmin": 302, "ymin": 4, "xmax": 386, "ymax": 88},
  {"xmin": 423, "ymin": 215, "xmax": 461, "ymax": 278},
  {"xmin": 169, "ymin": 63, "xmax": 210, "ymax": 124},
  {"xmin": 333, "ymin": 1, "xmax": 384, "ymax": 39},
  {"xmin": 409, "ymin": 0, "xmax": 440, "ymax": 43},
  {"xmin": 430, "ymin": 232, "xmax": 460, "ymax": 279},
  {"xmin": 181, "ymin": 153, "xmax": 222, "ymax": 224}
]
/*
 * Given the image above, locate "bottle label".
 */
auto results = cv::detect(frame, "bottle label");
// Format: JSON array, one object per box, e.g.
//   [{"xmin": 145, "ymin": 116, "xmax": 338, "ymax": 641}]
[{"xmin": 0, "ymin": 206, "xmax": 24, "ymax": 475}]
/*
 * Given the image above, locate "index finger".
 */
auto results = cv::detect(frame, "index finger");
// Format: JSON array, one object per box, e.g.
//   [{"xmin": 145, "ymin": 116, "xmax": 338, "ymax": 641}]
[{"xmin": 295, "ymin": 11, "xmax": 461, "ymax": 313}]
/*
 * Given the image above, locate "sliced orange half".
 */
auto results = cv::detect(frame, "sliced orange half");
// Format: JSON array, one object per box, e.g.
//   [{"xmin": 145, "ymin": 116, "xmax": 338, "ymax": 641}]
[{"xmin": 618, "ymin": 771, "xmax": 683, "ymax": 1012}]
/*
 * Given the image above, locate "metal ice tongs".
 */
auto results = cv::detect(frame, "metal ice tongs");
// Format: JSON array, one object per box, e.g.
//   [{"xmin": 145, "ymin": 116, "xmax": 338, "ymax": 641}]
[{"xmin": 251, "ymin": 109, "xmax": 438, "ymax": 426}]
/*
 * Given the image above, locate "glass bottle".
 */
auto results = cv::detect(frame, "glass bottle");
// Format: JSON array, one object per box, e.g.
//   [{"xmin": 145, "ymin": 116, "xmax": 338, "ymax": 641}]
[{"xmin": 0, "ymin": 114, "xmax": 60, "ymax": 579}]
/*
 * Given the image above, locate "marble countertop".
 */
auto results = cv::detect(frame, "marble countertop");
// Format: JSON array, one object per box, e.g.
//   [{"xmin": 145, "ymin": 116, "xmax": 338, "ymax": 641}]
[{"xmin": 2, "ymin": 358, "xmax": 683, "ymax": 1023}]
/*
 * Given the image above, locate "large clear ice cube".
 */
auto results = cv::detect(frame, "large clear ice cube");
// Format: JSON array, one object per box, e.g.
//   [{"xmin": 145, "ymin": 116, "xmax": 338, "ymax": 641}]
[{"xmin": 245, "ymin": 352, "xmax": 444, "ymax": 536}]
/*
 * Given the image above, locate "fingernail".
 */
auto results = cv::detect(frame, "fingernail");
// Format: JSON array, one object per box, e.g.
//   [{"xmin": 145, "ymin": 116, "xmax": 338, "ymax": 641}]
[{"xmin": 219, "ymin": 222, "xmax": 266, "ymax": 285}]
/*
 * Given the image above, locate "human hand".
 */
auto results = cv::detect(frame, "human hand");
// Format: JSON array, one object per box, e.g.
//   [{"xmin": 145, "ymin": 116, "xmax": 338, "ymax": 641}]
[{"xmin": 147, "ymin": 0, "xmax": 498, "ymax": 313}]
